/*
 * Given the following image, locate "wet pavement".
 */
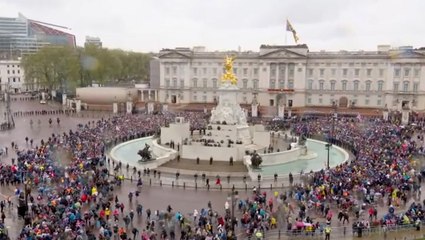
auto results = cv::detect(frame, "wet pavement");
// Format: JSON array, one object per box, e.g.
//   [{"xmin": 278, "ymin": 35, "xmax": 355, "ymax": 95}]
[{"xmin": 0, "ymin": 97, "xmax": 423, "ymax": 239}]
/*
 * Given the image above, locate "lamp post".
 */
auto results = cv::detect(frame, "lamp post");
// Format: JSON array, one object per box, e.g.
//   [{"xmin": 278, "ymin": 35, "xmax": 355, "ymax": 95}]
[
  {"xmin": 326, "ymin": 101, "xmax": 337, "ymax": 170},
  {"xmin": 228, "ymin": 186, "xmax": 239, "ymax": 234}
]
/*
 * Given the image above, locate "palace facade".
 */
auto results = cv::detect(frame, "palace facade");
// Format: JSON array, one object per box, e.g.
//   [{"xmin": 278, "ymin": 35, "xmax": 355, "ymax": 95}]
[{"xmin": 151, "ymin": 44, "xmax": 425, "ymax": 112}]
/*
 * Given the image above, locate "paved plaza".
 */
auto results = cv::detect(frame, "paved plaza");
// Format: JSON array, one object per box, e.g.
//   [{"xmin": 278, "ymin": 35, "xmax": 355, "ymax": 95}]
[{"xmin": 0, "ymin": 96, "xmax": 425, "ymax": 240}]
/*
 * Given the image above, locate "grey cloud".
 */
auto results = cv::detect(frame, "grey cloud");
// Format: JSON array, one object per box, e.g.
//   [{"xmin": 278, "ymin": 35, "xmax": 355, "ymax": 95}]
[{"xmin": 1, "ymin": 0, "xmax": 424, "ymax": 52}]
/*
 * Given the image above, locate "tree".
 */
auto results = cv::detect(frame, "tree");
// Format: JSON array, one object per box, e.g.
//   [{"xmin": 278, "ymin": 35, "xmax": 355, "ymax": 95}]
[
  {"xmin": 22, "ymin": 45, "xmax": 152, "ymax": 91},
  {"xmin": 21, "ymin": 46, "xmax": 80, "ymax": 91},
  {"xmin": 80, "ymin": 46, "xmax": 151, "ymax": 86}
]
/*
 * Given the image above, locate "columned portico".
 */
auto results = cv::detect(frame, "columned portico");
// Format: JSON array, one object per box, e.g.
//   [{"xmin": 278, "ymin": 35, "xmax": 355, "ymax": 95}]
[{"xmin": 138, "ymin": 89, "xmax": 158, "ymax": 102}]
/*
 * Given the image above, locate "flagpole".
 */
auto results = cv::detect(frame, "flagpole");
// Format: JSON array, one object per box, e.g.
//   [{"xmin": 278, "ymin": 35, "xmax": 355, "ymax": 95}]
[
  {"xmin": 285, "ymin": 19, "xmax": 288, "ymax": 45},
  {"xmin": 285, "ymin": 29, "xmax": 288, "ymax": 45}
]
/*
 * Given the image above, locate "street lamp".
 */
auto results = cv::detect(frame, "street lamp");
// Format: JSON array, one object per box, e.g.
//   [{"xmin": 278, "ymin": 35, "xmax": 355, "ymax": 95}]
[
  {"xmin": 326, "ymin": 101, "xmax": 337, "ymax": 170},
  {"xmin": 228, "ymin": 186, "xmax": 239, "ymax": 234}
]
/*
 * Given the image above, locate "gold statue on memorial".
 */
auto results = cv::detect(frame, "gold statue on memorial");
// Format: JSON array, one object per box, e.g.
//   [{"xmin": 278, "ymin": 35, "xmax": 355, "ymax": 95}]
[{"xmin": 221, "ymin": 55, "xmax": 237, "ymax": 85}]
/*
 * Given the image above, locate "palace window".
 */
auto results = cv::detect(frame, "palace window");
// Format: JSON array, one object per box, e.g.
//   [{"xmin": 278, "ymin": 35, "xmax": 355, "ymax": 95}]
[
  {"xmin": 330, "ymin": 80, "xmax": 336, "ymax": 91},
  {"xmin": 342, "ymin": 81, "xmax": 347, "ymax": 91},
  {"xmin": 308, "ymin": 69, "xmax": 313, "ymax": 76},
  {"xmin": 354, "ymin": 69, "xmax": 360, "ymax": 77},
  {"xmin": 377, "ymin": 81, "xmax": 384, "ymax": 91},
  {"xmin": 353, "ymin": 80, "xmax": 359, "ymax": 91},
  {"xmin": 414, "ymin": 69, "xmax": 420, "ymax": 77},
  {"xmin": 393, "ymin": 82, "xmax": 399, "ymax": 92},
  {"xmin": 365, "ymin": 81, "xmax": 371, "ymax": 91},
  {"xmin": 212, "ymin": 78, "xmax": 218, "ymax": 88},
  {"xmin": 253, "ymin": 79, "xmax": 259, "ymax": 89},
  {"xmin": 366, "ymin": 69, "xmax": 372, "ymax": 76},
  {"xmin": 394, "ymin": 69, "xmax": 400, "ymax": 77},
  {"xmin": 288, "ymin": 80, "xmax": 294, "ymax": 89},
  {"xmin": 243, "ymin": 79, "xmax": 248, "ymax": 89},
  {"xmin": 269, "ymin": 79, "xmax": 276, "ymax": 88},
  {"xmin": 280, "ymin": 65, "xmax": 286, "ymax": 73},
  {"xmin": 278, "ymin": 80, "xmax": 285, "ymax": 89},
  {"xmin": 319, "ymin": 80, "xmax": 324, "ymax": 90},
  {"xmin": 413, "ymin": 82, "xmax": 419, "ymax": 92},
  {"xmin": 404, "ymin": 68, "xmax": 410, "ymax": 77},
  {"xmin": 403, "ymin": 81, "xmax": 409, "ymax": 92},
  {"xmin": 308, "ymin": 80, "xmax": 313, "ymax": 90}
]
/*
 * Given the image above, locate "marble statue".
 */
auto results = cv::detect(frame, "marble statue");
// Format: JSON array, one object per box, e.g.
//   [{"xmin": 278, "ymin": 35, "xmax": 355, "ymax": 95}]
[{"xmin": 209, "ymin": 55, "xmax": 248, "ymax": 126}]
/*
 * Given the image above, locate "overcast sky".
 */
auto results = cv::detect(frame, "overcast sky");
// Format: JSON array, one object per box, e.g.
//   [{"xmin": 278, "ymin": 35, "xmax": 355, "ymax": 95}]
[{"xmin": 1, "ymin": 0, "xmax": 424, "ymax": 53}]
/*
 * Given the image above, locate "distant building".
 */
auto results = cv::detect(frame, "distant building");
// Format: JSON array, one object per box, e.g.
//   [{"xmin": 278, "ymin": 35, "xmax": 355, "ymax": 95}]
[
  {"xmin": 0, "ymin": 13, "xmax": 75, "ymax": 59},
  {"xmin": 152, "ymin": 44, "xmax": 425, "ymax": 113},
  {"xmin": 0, "ymin": 60, "xmax": 27, "ymax": 93},
  {"xmin": 85, "ymin": 36, "xmax": 102, "ymax": 48}
]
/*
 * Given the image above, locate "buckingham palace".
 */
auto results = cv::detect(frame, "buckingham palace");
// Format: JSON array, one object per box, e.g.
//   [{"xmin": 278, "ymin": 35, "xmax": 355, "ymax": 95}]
[{"xmin": 150, "ymin": 44, "xmax": 425, "ymax": 114}]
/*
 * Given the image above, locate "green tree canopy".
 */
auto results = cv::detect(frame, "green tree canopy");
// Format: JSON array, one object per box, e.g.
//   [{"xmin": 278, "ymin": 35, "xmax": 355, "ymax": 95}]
[
  {"xmin": 22, "ymin": 45, "xmax": 151, "ymax": 91},
  {"xmin": 22, "ymin": 46, "xmax": 80, "ymax": 91}
]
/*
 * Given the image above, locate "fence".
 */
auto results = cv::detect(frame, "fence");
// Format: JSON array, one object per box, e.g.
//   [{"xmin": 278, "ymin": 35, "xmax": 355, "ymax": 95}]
[
  {"xmin": 262, "ymin": 223, "xmax": 425, "ymax": 240},
  {"xmin": 105, "ymin": 131, "xmax": 362, "ymax": 191}
]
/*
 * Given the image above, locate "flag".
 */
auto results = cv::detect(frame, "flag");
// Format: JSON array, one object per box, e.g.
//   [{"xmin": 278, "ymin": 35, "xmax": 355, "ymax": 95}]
[{"xmin": 286, "ymin": 20, "xmax": 299, "ymax": 44}]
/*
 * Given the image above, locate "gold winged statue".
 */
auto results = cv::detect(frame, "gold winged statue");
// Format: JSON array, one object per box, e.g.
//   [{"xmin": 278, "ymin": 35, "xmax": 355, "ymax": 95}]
[{"xmin": 221, "ymin": 55, "xmax": 237, "ymax": 85}]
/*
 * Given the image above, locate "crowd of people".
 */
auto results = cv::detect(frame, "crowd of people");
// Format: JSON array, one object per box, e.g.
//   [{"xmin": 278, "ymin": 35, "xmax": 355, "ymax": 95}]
[
  {"xmin": 1, "ymin": 100, "xmax": 425, "ymax": 239},
  {"xmin": 287, "ymin": 116, "xmax": 425, "ymax": 236},
  {"xmin": 13, "ymin": 109, "xmax": 77, "ymax": 118},
  {"xmin": 0, "ymin": 111, "xmax": 213, "ymax": 239}
]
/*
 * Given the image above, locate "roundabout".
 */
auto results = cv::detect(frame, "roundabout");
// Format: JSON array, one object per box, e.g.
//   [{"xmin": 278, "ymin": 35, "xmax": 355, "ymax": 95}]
[{"xmin": 109, "ymin": 54, "xmax": 349, "ymax": 183}]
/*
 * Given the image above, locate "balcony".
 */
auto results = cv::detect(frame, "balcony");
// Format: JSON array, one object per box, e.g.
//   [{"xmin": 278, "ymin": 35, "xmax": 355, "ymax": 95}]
[
  {"xmin": 392, "ymin": 90, "xmax": 417, "ymax": 95},
  {"xmin": 306, "ymin": 89, "xmax": 384, "ymax": 94}
]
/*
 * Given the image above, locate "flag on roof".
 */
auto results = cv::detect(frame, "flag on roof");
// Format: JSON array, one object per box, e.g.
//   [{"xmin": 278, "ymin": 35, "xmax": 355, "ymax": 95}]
[{"xmin": 286, "ymin": 20, "xmax": 299, "ymax": 44}]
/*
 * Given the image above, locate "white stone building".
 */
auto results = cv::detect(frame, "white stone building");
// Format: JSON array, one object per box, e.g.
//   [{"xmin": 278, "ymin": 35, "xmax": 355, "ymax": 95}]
[
  {"xmin": 85, "ymin": 36, "xmax": 102, "ymax": 48},
  {"xmin": 151, "ymin": 44, "xmax": 425, "ymax": 112},
  {"xmin": 0, "ymin": 60, "xmax": 26, "ymax": 93}
]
